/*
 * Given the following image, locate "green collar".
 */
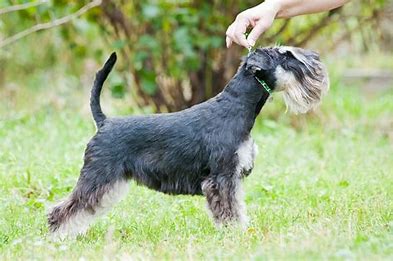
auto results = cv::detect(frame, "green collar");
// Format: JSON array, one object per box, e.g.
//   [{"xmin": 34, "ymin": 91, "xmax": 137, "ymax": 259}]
[
  {"xmin": 247, "ymin": 48, "xmax": 272, "ymax": 95},
  {"xmin": 254, "ymin": 76, "xmax": 273, "ymax": 95}
]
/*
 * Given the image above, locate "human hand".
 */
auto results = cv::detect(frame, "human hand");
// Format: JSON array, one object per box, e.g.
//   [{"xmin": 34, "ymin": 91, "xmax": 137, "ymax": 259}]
[{"xmin": 226, "ymin": 1, "xmax": 280, "ymax": 48}]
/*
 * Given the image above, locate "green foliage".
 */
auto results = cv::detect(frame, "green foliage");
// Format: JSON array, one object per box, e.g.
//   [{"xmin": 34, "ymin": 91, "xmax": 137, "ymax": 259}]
[{"xmin": 0, "ymin": 0, "xmax": 389, "ymax": 111}]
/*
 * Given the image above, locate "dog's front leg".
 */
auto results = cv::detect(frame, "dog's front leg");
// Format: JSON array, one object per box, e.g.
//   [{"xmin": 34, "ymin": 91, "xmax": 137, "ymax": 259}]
[{"xmin": 201, "ymin": 174, "xmax": 248, "ymax": 228}]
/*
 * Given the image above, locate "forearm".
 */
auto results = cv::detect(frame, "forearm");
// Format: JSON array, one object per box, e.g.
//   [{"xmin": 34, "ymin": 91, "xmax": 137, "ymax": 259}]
[
  {"xmin": 265, "ymin": 0, "xmax": 350, "ymax": 18},
  {"xmin": 225, "ymin": 0, "xmax": 349, "ymax": 48}
]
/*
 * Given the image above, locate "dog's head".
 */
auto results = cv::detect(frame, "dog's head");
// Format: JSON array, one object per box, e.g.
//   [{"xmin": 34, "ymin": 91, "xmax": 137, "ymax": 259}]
[{"xmin": 245, "ymin": 46, "xmax": 329, "ymax": 114}]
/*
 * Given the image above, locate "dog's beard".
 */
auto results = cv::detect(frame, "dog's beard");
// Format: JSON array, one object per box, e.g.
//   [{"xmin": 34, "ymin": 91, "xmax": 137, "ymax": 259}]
[{"xmin": 275, "ymin": 62, "xmax": 329, "ymax": 114}]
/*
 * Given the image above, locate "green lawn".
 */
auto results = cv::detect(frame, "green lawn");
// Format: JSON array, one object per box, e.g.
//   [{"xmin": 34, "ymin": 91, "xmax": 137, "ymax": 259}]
[{"xmin": 0, "ymin": 71, "xmax": 392, "ymax": 260}]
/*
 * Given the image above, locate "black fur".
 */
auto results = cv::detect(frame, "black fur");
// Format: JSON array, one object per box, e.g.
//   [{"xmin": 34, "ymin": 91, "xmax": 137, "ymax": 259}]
[
  {"xmin": 89, "ymin": 64, "xmax": 268, "ymax": 195},
  {"xmin": 90, "ymin": 52, "xmax": 117, "ymax": 128},
  {"xmin": 48, "ymin": 47, "xmax": 327, "ymax": 235}
]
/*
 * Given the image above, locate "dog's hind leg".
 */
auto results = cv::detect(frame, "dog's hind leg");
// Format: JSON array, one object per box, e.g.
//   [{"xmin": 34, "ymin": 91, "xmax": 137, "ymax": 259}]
[
  {"xmin": 47, "ymin": 160, "xmax": 129, "ymax": 239},
  {"xmin": 202, "ymin": 173, "xmax": 248, "ymax": 228}
]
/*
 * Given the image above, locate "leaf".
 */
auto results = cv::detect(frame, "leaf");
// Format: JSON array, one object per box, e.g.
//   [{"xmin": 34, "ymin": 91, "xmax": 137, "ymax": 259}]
[
  {"xmin": 109, "ymin": 71, "xmax": 125, "ymax": 98},
  {"xmin": 140, "ymin": 70, "xmax": 157, "ymax": 95},
  {"xmin": 133, "ymin": 51, "xmax": 149, "ymax": 71},
  {"xmin": 209, "ymin": 36, "xmax": 223, "ymax": 48},
  {"xmin": 142, "ymin": 4, "xmax": 160, "ymax": 19},
  {"xmin": 173, "ymin": 27, "xmax": 194, "ymax": 57},
  {"xmin": 112, "ymin": 40, "xmax": 127, "ymax": 50},
  {"xmin": 138, "ymin": 35, "xmax": 159, "ymax": 50},
  {"xmin": 110, "ymin": 84, "xmax": 125, "ymax": 99}
]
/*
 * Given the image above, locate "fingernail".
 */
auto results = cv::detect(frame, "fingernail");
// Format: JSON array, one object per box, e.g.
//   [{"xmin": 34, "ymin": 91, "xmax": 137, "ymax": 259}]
[{"xmin": 248, "ymin": 39, "xmax": 255, "ymax": 47}]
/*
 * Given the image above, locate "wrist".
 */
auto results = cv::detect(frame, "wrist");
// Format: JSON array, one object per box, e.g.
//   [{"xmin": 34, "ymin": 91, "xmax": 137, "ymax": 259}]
[{"xmin": 263, "ymin": 0, "xmax": 282, "ymax": 18}]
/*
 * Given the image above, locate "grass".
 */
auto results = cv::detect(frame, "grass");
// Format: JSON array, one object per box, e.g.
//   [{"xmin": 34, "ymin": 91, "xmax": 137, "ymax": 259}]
[{"xmin": 0, "ymin": 63, "xmax": 392, "ymax": 260}]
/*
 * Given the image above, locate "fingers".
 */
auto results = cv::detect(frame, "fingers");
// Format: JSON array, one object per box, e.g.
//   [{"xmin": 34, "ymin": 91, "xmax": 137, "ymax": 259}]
[
  {"xmin": 246, "ymin": 20, "xmax": 271, "ymax": 47},
  {"xmin": 226, "ymin": 36, "xmax": 232, "ymax": 48},
  {"xmin": 225, "ymin": 16, "xmax": 251, "ymax": 49},
  {"xmin": 226, "ymin": 2, "xmax": 278, "ymax": 48},
  {"xmin": 225, "ymin": 24, "xmax": 234, "ymax": 48}
]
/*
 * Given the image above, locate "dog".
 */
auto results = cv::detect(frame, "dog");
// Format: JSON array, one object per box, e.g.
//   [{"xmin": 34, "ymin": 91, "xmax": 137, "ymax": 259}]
[{"xmin": 48, "ymin": 46, "xmax": 329, "ymax": 239}]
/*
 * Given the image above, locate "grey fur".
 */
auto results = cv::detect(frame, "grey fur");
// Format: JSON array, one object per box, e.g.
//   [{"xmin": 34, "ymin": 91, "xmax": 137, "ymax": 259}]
[
  {"xmin": 276, "ymin": 46, "xmax": 329, "ymax": 113},
  {"xmin": 48, "ymin": 47, "xmax": 329, "ymax": 238}
]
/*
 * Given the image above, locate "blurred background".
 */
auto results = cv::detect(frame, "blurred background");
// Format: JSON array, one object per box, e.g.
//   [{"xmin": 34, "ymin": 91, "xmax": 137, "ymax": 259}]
[
  {"xmin": 0, "ymin": 0, "xmax": 392, "ymax": 115},
  {"xmin": 1, "ymin": 1, "xmax": 393, "ymax": 258}
]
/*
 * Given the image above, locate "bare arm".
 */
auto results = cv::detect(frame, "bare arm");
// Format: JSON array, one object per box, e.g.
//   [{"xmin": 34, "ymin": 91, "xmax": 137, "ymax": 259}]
[
  {"xmin": 275, "ymin": 0, "xmax": 350, "ymax": 18},
  {"xmin": 226, "ymin": 0, "xmax": 350, "ymax": 48}
]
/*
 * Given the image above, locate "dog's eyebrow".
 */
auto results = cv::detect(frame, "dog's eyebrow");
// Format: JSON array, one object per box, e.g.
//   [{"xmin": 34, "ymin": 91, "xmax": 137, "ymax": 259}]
[{"xmin": 280, "ymin": 46, "xmax": 316, "ymax": 72}]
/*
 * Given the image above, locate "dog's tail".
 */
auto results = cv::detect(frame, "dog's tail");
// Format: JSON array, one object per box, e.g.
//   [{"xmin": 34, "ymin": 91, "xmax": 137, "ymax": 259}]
[{"xmin": 90, "ymin": 52, "xmax": 117, "ymax": 128}]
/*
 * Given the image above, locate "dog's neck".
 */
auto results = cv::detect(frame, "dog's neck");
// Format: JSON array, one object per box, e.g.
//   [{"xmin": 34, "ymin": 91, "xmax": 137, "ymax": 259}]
[{"xmin": 222, "ymin": 67, "xmax": 271, "ymax": 116}]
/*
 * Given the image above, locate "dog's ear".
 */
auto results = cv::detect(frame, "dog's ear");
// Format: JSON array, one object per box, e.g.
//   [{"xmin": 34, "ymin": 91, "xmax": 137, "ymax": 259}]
[
  {"xmin": 245, "ymin": 53, "xmax": 275, "ymax": 74},
  {"xmin": 281, "ymin": 46, "xmax": 320, "ymax": 69}
]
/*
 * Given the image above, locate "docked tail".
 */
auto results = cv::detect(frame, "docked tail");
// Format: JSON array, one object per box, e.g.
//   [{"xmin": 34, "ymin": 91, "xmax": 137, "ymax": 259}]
[{"xmin": 90, "ymin": 52, "xmax": 117, "ymax": 128}]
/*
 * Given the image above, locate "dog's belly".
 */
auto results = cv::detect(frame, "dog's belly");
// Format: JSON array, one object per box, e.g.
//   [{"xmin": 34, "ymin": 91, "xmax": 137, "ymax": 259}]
[
  {"xmin": 132, "ymin": 170, "xmax": 205, "ymax": 196},
  {"xmin": 236, "ymin": 137, "xmax": 258, "ymax": 177},
  {"xmin": 129, "ymin": 151, "xmax": 209, "ymax": 196},
  {"xmin": 128, "ymin": 137, "xmax": 258, "ymax": 194}
]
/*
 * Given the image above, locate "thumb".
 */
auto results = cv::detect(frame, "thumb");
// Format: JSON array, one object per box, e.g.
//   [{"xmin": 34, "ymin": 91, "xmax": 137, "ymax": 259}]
[{"xmin": 247, "ymin": 20, "xmax": 271, "ymax": 47}]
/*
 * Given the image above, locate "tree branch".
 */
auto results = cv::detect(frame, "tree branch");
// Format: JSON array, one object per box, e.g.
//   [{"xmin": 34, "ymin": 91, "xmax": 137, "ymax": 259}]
[
  {"xmin": 0, "ymin": 0, "xmax": 102, "ymax": 49},
  {"xmin": 0, "ymin": 0, "xmax": 48, "ymax": 15},
  {"xmin": 285, "ymin": 8, "xmax": 341, "ymax": 47}
]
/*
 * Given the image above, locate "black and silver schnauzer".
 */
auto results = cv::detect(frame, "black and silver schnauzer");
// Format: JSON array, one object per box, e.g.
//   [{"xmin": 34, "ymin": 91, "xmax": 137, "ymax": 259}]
[{"xmin": 48, "ymin": 46, "xmax": 329, "ymax": 238}]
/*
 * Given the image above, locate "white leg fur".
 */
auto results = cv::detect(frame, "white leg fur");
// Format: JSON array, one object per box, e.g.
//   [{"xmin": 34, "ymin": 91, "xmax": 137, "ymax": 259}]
[
  {"xmin": 51, "ymin": 180, "xmax": 129, "ymax": 240},
  {"xmin": 234, "ymin": 137, "xmax": 258, "ymax": 228},
  {"xmin": 235, "ymin": 182, "xmax": 249, "ymax": 228},
  {"xmin": 236, "ymin": 137, "xmax": 258, "ymax": 175}
]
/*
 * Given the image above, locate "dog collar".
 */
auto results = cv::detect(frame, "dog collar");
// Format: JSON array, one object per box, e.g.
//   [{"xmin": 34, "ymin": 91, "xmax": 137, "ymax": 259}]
[
  {"xmin": 247, "ymin": 47, "xmax": 272, "ymax": 96},
  {"xmin": 254, "ymin": 76, "xmax": 273, "ymax": 95}
]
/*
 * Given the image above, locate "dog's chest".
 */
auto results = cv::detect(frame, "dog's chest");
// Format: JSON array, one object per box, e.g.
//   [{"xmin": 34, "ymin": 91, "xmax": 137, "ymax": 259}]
[{"xmin": 235, "ymin": 137, "xmax": 258, "ymax": 177}]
